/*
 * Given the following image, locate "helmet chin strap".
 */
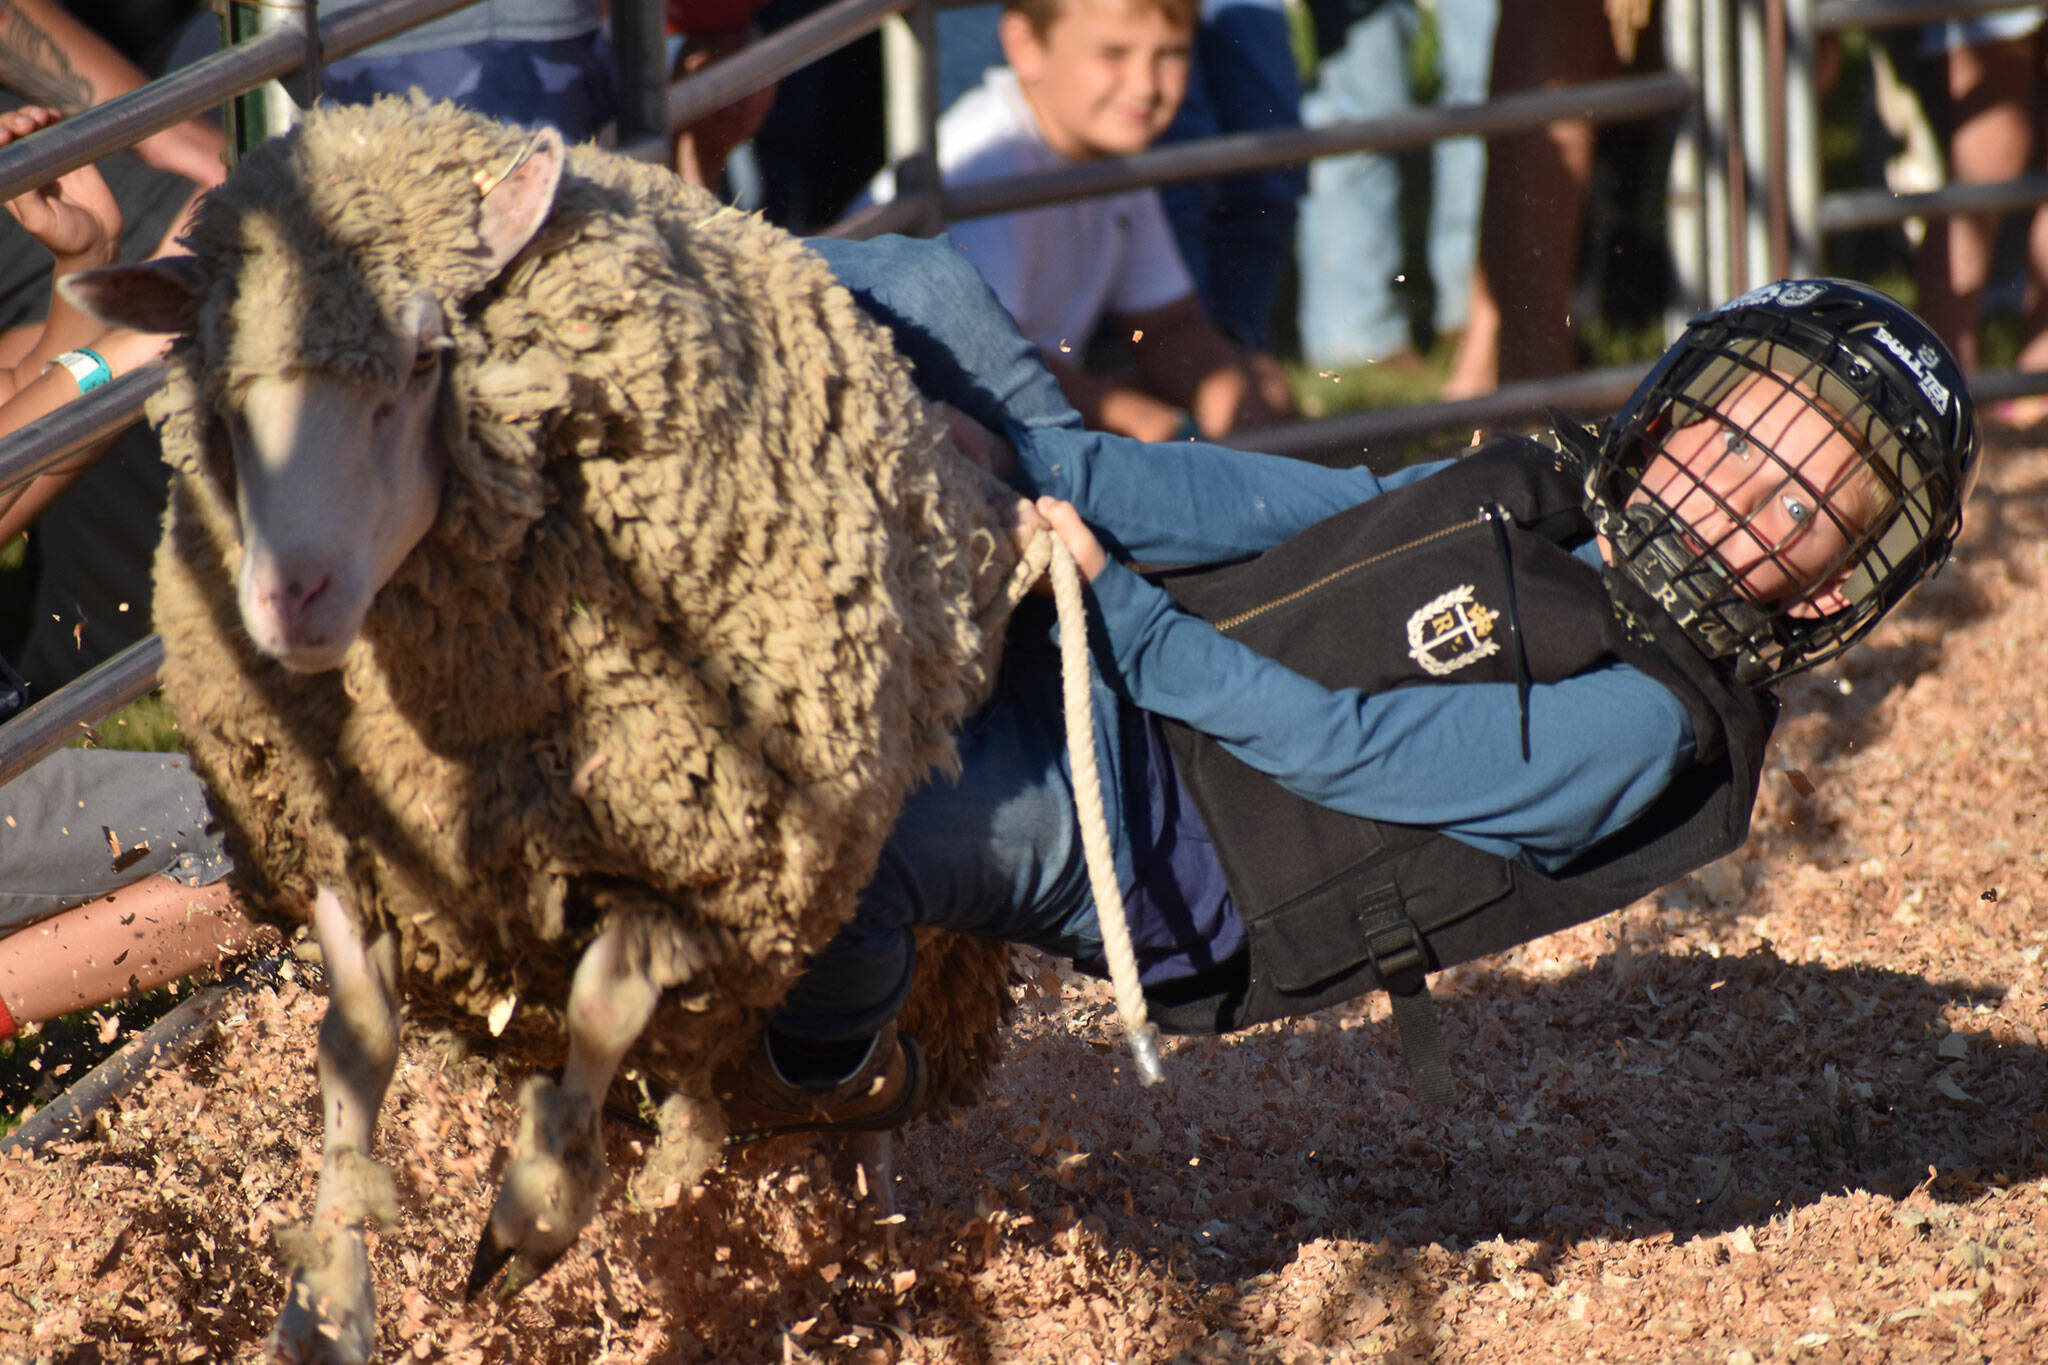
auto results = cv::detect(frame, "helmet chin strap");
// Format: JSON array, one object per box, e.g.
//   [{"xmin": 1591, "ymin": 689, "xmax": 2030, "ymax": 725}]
[
  {"xmin": 1608, "ymin": 503, "xmax": 1773, "ymax": 673},
  {"xmin": 1567, "ymin": 430, "xmax": 1777, "ymax": 681}
]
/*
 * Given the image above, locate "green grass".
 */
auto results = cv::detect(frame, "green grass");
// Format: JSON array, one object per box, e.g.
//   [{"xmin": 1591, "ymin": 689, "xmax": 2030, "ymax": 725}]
[
  {"xmin": 69, "ymin": 690, "xmax": 186, "ymax": 754},
  {"xmin": 1284, "ymin": 340, "xmax": 1458, "ymax": 421}
]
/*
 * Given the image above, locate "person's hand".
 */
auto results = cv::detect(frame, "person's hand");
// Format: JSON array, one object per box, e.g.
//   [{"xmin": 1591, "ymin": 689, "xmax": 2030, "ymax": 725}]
[
  {"xmin": 932, "ymin": 400, "xmax": 1019, "ymax": 478},
  {"xmin": 1035, "ymin": 496, "xmax": 1106, "ymax": 583},
  {"xmin": 0, "ymin": 105, "xmax": 122, "ymax": 266},
  {"xmin": 132, "ymin": 118, "xmax": 227, "ymax": 192},
  {"xmin": 1243, "ymin": 349, "xmax": 1298, "ymax": 420},
  {"xmin": 670, "ymin": 26, "xmax": 777, "ymax": 189},
  {"xmin": 1094, "ymin": 384, "xmax": 1188, "ymax": 443}
]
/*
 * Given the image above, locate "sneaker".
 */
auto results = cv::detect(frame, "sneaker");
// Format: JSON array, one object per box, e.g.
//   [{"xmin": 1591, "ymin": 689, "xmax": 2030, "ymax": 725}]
[{"xmin": 717, "ymin": 1023, "xmax": 927, "ymax": 1145}]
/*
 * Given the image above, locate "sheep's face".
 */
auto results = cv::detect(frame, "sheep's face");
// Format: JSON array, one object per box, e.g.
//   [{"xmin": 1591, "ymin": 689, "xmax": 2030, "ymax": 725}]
[
  {"xmin": 60, "ymin": 113, "xmax": 569, "ymax": 673},
  {"xmin": 225, "ymin": 290, "xmax": 453, "ymax": 672}
]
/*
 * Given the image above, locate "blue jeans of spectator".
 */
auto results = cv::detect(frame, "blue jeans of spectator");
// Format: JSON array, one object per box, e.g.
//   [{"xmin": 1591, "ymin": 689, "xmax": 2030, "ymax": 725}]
[
  {"xmin": 1297, "ymin": 0, "xmax": 1497, "ymax": 367},
  {"xmin": 935, "ymin": 4, "xmax": 1005, "ymax": 113},
  {"xmin": 321, "ymin": 34, "xmax": 620, "ymax": 144},
  {"xmin": 1160, "ymin": 3, "xmax": 1308, "ymax": 352}
]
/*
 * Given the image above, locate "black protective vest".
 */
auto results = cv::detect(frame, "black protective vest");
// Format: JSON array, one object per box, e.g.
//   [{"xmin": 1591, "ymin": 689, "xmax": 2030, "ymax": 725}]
[{"xmin": 1142, "ymin": 436, "xmax": 1777, "ymax": 1074}]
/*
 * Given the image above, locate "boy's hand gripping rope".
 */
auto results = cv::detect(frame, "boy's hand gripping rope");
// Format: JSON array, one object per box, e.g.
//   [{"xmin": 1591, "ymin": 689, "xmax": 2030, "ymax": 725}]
[{"xmin": 1046, "ymin": 536, "xmax": 1166, "ymax": 1087}]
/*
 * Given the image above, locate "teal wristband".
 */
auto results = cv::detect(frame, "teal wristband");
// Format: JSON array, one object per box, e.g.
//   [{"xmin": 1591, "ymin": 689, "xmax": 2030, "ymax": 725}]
[{"xmin": 49, "ymin": 347, "xmax": 112, "ymax": 394}]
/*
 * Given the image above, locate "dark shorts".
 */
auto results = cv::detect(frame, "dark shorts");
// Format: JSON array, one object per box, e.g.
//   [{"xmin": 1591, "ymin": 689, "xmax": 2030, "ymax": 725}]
[
  {"xmin": 320, "ymin": 34, "xmax": 620, "ymax": 144},
  {"xmin": 0, "ymin": 749, "xmax": 233, "ymax": 936}
]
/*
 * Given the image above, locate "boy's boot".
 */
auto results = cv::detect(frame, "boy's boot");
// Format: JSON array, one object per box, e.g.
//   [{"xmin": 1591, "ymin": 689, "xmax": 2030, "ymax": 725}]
[{"xmin": 718, "ymin": 1022, "xmax": 926, "ymax": 1143}]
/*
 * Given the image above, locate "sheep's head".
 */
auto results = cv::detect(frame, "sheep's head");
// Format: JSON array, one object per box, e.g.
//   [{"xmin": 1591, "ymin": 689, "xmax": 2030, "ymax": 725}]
[{"xmin": 65, "ymin": 108, "xmax": 566, "ymax": 673}]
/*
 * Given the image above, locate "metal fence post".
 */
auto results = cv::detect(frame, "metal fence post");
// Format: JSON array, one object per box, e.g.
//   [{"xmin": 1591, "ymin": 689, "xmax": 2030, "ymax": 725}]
[
  {"xmin": 218, "ymin": 0, "xmax": 319, "ymax": 158},
  {"xmin": 613, "ymin": 0, "xmax": 670, "ymax": 156},
  {"xmin": 880, "ymin": 0, "xmax": 944, "ymax": 235}
]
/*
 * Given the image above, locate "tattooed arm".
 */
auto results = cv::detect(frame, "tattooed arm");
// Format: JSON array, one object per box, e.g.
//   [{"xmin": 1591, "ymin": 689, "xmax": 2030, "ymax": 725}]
[{"xmin": 0, "ymin": 0, "xmax": 224, "ymax": 189}]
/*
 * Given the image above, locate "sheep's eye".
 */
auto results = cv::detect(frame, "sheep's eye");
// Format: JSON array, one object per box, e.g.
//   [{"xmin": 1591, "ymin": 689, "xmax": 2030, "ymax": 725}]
[
  {"xmin": 1722, "ymin": 429, "xmax": 1750, "ymax": 459},
  {"xmin": 410, "ymin": 348, "xmax": 441, "ymax": 379}
]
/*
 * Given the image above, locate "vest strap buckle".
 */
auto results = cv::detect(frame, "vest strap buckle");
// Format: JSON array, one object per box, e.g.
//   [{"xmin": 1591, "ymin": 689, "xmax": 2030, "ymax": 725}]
[{"xmin": 1357, "ymin": 888, "xmax": 1457, "ymax": 1108}]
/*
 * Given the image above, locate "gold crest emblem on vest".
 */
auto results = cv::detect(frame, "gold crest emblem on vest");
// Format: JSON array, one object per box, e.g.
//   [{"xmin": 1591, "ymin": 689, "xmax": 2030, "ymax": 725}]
[{"xmin": 1406, "ymin": 585, "xmax": 1501, "ymax": 676}]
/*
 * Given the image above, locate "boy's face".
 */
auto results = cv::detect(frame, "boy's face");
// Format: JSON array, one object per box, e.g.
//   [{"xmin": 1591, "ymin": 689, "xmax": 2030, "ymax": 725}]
[
  {"xmin": 1631, "ymin": 370, "xmax": 1877, "ymax": 615},
  {"xmin": 1000, "ymin": 0, "xmax": 1192, "ymax": 161}
]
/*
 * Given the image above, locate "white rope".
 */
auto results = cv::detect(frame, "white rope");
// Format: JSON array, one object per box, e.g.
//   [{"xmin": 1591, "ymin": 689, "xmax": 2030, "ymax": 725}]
[{"xmin": 1047, "ymin": 537, "xmax": 1165, "ymax": 1087}]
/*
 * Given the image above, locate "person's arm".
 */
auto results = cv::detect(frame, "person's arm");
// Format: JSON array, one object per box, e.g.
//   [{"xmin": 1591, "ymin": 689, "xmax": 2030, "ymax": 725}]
[
  {"xmin": 0, "ymin": 880, "xmax": 274, "ymax": 1035},
  {"xmin": 0, "ymin": 103, "xmax": 124, "ymax": 396},
  {"xmin": 0, "ymin": 322, "xmax": 167, "ymax": 542},
  {"xmin": 1120, "ymin": 292, "xmax": 1295, "ymax": 437},
  {"xmin": 1040, "ymin": 499, "xmax": 1696, "ymax": 865},
  {"xmin": 810, "ymin": 233, "xmax": 1437, "ymax": 561},
  {"xmin": 0, "ymin": 0, "xmax": 225, "ymax": 190},
  {"xmin": 1018, "ymin": 427, "xmax": 1450, "ymax": 563}
]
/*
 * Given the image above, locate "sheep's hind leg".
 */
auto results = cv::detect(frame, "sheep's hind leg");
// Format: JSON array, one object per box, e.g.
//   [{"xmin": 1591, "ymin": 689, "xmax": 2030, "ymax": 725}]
[
  {"xmin": 467, "ymin": 917, "xmax": 662, "ymax": 1301},
  {"xmin": 269, "ymin": 887, "xmax": 401, "ymax": 1365}
]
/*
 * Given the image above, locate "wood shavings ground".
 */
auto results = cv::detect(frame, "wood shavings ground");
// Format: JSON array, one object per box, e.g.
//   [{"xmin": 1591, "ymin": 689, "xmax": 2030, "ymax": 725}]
[{"xmin": 5, "ymin": 444, "xmax": 2048, "ymax": 1361}]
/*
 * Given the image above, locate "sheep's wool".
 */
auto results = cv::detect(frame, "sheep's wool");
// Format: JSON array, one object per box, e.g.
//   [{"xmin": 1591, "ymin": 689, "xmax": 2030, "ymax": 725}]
[{"xmin": 147, "ymin": 97, "xmax": 1024, "ymax": 1108}]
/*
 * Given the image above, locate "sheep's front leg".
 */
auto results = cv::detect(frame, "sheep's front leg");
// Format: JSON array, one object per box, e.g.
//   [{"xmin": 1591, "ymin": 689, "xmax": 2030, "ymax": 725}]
[
  {"xmin": 270, "ymin": 887, "xmax": 401, "ymax": 1365},
  {"xmin": 466, "ymin": 918, "xmax": 661, "ymax": 1301}
]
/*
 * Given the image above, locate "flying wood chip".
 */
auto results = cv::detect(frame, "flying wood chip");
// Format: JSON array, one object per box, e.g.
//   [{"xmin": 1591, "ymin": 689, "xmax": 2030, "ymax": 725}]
[{"xmin": 1783, "ymin": 768, "xmax": 1816, "ymax": 797}]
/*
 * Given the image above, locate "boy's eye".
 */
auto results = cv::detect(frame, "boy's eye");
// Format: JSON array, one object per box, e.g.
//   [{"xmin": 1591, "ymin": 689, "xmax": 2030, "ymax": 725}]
[
  {"xmin": 1722, "ymin": 429, "xmax": 1749, "ymax": 459},
  {"xmin": 1780, "ymin": 493, "xmax": 1810, "ymax": 524}
]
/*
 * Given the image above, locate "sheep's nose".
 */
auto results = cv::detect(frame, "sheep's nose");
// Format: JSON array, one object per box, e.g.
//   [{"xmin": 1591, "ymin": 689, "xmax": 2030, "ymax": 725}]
[
  {"xmin": 242, "ymin": 555, "xmax": 338, "ymax": 649},
  {"xmin": 253, "ymin": 568, "xmax": 331, "ymax": 627}
]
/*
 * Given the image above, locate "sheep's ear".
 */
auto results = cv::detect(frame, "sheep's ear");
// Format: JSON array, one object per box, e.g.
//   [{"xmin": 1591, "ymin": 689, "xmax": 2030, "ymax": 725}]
[
  {"xmin": 475, "ymin": 124, "xmax": 565, "ymax": 281},
  {"xmin": 58, "ymin": 256, "xmax": 205, "ymax": 336}
]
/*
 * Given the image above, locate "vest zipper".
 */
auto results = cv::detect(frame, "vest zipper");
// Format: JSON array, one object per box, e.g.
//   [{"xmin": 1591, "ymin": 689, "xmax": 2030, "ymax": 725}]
[{"xmin": 1209, "ymin": 515, "xmax": 1487, "ymax": 633}]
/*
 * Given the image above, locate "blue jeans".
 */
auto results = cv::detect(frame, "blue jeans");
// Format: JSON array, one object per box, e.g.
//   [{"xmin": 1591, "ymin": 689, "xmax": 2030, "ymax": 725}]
[
  {"xmin": 770, "ymin": 625, "xmax": 1108, "ymax": 1043},
  {"xmin": 806, "ymin": 234, "xmax": 1083, "ymax": 438},
  {"xmin": 1296, "ymin": 0, "xmax": 1498, "ymax": 367},
  {"xmin": 321, "ymin": 34, "xmax": 620, "ymax": 144},
  {"xmin": 935, "ymin": 4, "xmax": 1004, "ymax": 113},
  {"xmin": 1159, "ymin": 4, "xmax": 1308, "ymax": 352}
]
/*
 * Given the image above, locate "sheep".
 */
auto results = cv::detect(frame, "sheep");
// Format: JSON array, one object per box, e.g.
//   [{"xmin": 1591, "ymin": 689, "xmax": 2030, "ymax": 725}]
[{"xmin": 67, "ymin": 95, "xmax": 1033, "ymax": 1364}]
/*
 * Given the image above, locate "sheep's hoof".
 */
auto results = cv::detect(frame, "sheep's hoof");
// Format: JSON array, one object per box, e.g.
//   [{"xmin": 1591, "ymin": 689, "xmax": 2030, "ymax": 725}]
[
  {"xmin": 269, "ymin": 1245, "xmax": 376, "ymax": 1365},
  {"xmin": 465, "ymin": 1223, "xmax": 568, "ymax": 1303},
  {"xmin": 465, "ymin": 1075, "xmax": 601, "ymax": 1302}
]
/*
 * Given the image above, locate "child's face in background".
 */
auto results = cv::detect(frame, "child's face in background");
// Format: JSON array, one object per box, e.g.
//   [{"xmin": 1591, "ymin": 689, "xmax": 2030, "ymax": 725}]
[
  {"xmin": 1001, "ymin": 0, "xmax": 1192, "ymax": 161},
  {"xmin": 1632, "ymin": 370, "xmax": 1882, "ymax": 615}
]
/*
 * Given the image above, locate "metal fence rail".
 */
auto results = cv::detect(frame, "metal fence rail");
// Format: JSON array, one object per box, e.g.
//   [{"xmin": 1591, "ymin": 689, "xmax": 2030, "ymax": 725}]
[{"xmin": 0, "ymin": 637, "xmax": 164, "ymax": 789}]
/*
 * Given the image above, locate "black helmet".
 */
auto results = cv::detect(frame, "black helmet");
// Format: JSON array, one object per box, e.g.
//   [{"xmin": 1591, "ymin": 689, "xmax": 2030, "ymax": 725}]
[{"xmin": 1573, "ymin": 278, "xmax": 1979, "ymax": 684}]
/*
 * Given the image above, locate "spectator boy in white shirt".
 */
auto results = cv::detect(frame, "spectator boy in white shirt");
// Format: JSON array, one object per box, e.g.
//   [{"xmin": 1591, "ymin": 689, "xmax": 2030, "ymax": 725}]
[{"xmin": 864, "ymin": 0, "xmax": 1293, "ymax": 442}]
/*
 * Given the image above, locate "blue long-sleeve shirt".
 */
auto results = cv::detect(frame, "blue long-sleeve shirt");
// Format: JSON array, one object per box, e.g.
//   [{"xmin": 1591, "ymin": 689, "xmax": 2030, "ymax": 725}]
[{"xmin": 815, "ymin": 234, "xmax": 1696, "ymax": 874}]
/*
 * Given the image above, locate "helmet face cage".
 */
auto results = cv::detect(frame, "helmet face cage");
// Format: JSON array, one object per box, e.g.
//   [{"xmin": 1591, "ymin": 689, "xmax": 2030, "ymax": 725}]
[{"xmin": 1583, "ymin": 279, "xmax": 1979, "ymax": 684}]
